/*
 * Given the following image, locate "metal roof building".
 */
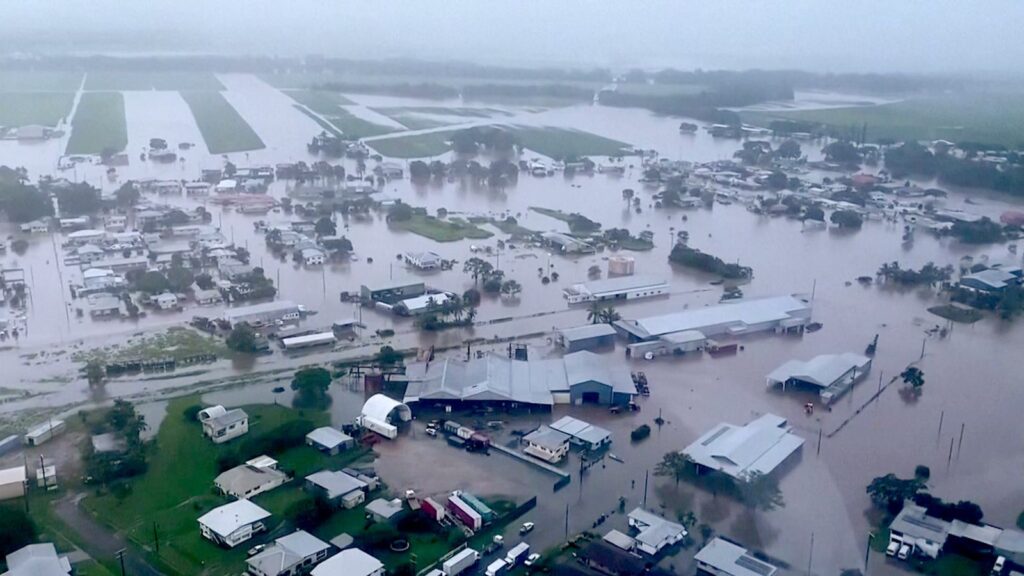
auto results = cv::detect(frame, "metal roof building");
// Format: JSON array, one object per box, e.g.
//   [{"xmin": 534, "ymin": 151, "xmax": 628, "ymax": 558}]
[
  {"xmin": 311, "ymin": 548, "xmax": 384, "ymax": 576},
  {"xmin": 888, "ymin": 500, "xmax": 951, "ymax": 558},
  {"xmin": 3, "ymin": 543, "xmax": 72, "ymax": 576},
  {"xmin": 627, "ymin": 508, "xmax": 687, "ymax": 555},
  {"xmin": 563, "ymin": 275, "xmax": 669, "ymax": 305},
  {"xmin": 403, "ymin": 351, "xmax": 635, "ymax": 407},
  {"xmin": 246, "ymin": 530, "xmax": 331, "ymax": 576},
  {"xmin": 305, "ymin": 470, "xmax": 367, "ymax": 500},
  {"xmin": 556, "ymin": 324, "xmax": 618, "ymax": 353},
  {"xmin": 682, "ymin": 414, "xmax": 804, "ymax": 479},
  {"xmin": 223, "ymin": 300, "xmax": 300, "ymax": 325},
  {"xmin": 550, "ymin": 416, "xmax": 612, "ymax": 450},
  {"xmin": 766, "ymin": 352, "xmax": 872, "ymax": 404},
  {"xmin": 694, "ymin": 537, "xmax": 778, "ymax": 576},
  {"xmin": 615, "ymin": 295, "xmax": 811, "ymax": 341}
]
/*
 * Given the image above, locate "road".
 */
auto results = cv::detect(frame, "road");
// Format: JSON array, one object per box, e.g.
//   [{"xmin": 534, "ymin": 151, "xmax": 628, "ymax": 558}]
[{"xmin": 54, "ymin": 493, "xmax": 163, "ymax": 576}]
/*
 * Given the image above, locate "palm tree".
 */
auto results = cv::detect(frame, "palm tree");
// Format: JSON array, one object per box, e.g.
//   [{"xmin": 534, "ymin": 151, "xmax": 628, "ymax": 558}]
[
  {"xmin": 901, "ymin": 366, "xmax": 925, "ymax": 389},
  {"xmin": 622, "ymin": 188, "xmax": 635, "ymax": 203},
  {"xmin": 586, "ymin": 302, "xmax": 603, "ymax": 324},
  {"xmin": 501, "ymin": 279, "xmax": 522, "ymax": 298},
  {"xmin": 599, "ymin": 306, "xmax": 621, "ymax": 324},
  {"xmin": 463, "ymin": 258, "xmax": 493, "ymax": 285}
]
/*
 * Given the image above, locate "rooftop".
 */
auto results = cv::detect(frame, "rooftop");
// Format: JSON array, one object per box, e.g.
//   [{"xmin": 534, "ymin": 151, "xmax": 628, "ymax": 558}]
[
  {"xmin": 767, "ymin": 353, "xmax": 871, "ymax": 388},
  {"xmin": 557, "ymin": 323, "xmax": 618, "ymax": 342},
  {"xmin": 564, "ymin": 275, "xmax": 668, "ymax": 297},
  {"xmin": 550, "ymin": 415, "xmax": 611, "ymax": 446},
  {"xmin": 694, "ymin": 537, "xmax": 779, "ymax": 576},
  {"xmin": 4, "ymin": 543, "xmax": 72, "ymax": 576},
  {"xmin": 889, "ymin": 501, "xmax": 951, "ymax": 544},
  {"xmin": 311, "ymin": 548, "xmax": 382, "ymax": 576},
  {"xmin": 247, "ymin": 530, "xmax": 330, "ymax": 576},
  {"xmin": 306, "ymin": 427, "xmax": 353, "ymax": 450},
  {"xmin": 305, "ymin": 470, "xmax": 367, "ymax": 499},
  {"xmin": 207, "ymin": 408, "xmax": 248, "ymax": 430},
  {"xmin": 962, "ymin": 268, "xmax": 1016, "ymax": 290},
  {"xmin": 524, "ymin": 426, "xmax": 571, "ymax": 450},
  {"xmin": 197, "ymin": 499, "xmax": 271, "ymax": 538},
  {"xmin": 215, "ymin": 463, "xmax": 287, "ymax": 497},
  {"xmin": 621, "ymin": 295, "xmax": 811, "ymax": 339},
  {"xmin": 682, "ymin": 413, "xmax": 804, "ymax": 479},
  {"xmin": 366, "ymin": 497, "xmax": 404, "ymax": 520}
]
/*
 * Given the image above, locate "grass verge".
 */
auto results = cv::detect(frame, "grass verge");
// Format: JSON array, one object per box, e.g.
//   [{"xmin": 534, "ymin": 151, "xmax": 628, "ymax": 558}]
[
  {"xmin": 511, "ymin": 126, "xmax": 632, "ymax": 158},
  {"xmin": 390, "ymin": 214, "xmax": 494, "ymax": 242},
  {"xmin": 293, "ymin": 104, "xmax": 343, "ymax": 137},
  {"xmin": 181, "ymin": 91, "xmax": 265, "ymax": 154},
  {"xmin": 368, "ymin": 130, "xmax": 457, "ymax": 158},
  {"xmin": 65, "ymin": 92, "xmax": 127, "ymax": 155}
]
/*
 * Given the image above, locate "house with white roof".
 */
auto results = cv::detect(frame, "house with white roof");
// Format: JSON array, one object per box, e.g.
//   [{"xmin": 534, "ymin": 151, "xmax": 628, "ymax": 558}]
[
  {"xmin": 694, "ymin": 537, "xmax": 779, "ymax": 576},
  {"xmin": 522, "ymin": 426, "xmax": 570, "ymax": 463},
  {"xmin": 304, "ymin": 470, "xmax": 367, "ymax": 507},
  {"xmin": 549, "ymin": 415, "xmax": 611, "ymax": 450},
  {"xmin": 311, "ymin": 548, "xmax": 384, "ymax": 576},
  {"xmin": 246, "ymin": 529, "xmax": 331, "ymax": 576},
  {"xmin": 627, "ymin": 508, "xmax": 686, "ymax": 555},
  {"xmin": 682, "ymin": 413, "xmax": 804, "ymax": 480},
  {"xmin": 306, "ymin": 427, "xmax": 355, "ymax": 455},
  {"xmin": 215, "ymin": 457, "xmax": 288, "ymax": 499},
  {"xmin": 3, "ymin": 543, "xmax": 72, "ymax": 576},
  {"xmin": 199, "ymin": 405, "xmax": 249, "ymax": 444},
  {"xmin": 403, "ymin": 251, "xmax": 443, "ymax": 270},
  {"xmin": 197, "ymin": 499, "xmax": 271, "ymax": 547}
]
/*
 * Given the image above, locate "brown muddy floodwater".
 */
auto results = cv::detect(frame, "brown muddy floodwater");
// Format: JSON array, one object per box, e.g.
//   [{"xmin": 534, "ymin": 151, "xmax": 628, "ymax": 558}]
[{"xmin": 1, "ymin": 74, "xmax": 1022, "ymax": 575}]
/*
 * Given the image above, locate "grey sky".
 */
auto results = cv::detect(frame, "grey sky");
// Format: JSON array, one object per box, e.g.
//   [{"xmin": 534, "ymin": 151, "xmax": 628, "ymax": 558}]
[{"xmin": 2, "ymin": 0, "xmax": 1021, "ymax": 74}]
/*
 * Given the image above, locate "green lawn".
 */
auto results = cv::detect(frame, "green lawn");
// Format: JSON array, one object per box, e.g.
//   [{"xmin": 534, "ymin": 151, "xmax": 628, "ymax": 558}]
[
  {"xmin": 82, "ymin": 395, "xmax": 331, "ymax": 576},
  {"xmin": 0, "ymin": 92, "xmax": 74, "ymax": 127},
  {"xmin": 85, "ymin": 71, "xmax": 224, "ymax": 91},
  {"xmin": 181, "ymin": 91, "xmax": 265, "ymax": 154},
  {"xmin": 511, "ymin": 126, "xmax": 632, "ymax": 158},
  {"xmin": 368, "ymin": 130, "xmax": 457, "ymax": 158},
  {"xmin": 322, "ymin": 108, "xmax": 398, "ymax": 140},
  {"xmin": 0, "ymin": 70, "xmax": 83, "ymax": 91},
  {"xmin": 72, "ymin": 326, "xmax": 227, "ymax": 364},
  {"xmin": 743, "ymin": 91, "xmax": 1024, "ymax": 147},
  {"xmin": 293, "ymin": 105, "xmax": 343, "ymax": 137},
  {"xmin": 65, "ymin": 92, "xmax": 128, "ymax": 155},
  {"xmin": 284, "ymin": 90, "xmax": 355, "ymax": 112},
  {"xmin": 390, "ymin": 214, "xmax": 494, "ymax": 242}
]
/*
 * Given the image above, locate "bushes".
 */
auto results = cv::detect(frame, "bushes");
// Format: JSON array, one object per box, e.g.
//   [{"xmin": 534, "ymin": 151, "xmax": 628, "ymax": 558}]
[
  {"xmin": 669, "ymin": 244, "xmax": 751, "ymax": 279},
  {"xmin": 216, "ymin": 419, "xmax": 316, "ymax": 472}
]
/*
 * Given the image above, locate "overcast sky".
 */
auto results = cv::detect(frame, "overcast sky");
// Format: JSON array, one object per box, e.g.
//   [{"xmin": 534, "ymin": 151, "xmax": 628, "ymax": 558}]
[{"xmin": 2, "ymin": 0, "xmax": 1021, "ymax": 75}]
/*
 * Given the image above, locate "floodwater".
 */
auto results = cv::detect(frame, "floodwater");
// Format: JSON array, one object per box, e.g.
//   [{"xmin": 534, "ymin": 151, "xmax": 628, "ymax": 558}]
[{"xmin": 2, "ymin": 74, "xmax": 1023, "ymax": 574}]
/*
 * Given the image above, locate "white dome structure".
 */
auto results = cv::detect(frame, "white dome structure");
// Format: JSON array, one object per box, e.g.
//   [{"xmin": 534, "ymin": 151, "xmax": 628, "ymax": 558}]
[{"xmin": 357, "ymin": 394, "xmax": 411, "ymax": 439}]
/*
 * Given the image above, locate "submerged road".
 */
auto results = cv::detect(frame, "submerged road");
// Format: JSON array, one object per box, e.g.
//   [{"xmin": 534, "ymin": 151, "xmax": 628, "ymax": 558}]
[{"xmin": 54, "ymin": 493, "xmax": 163, "ymax": 576}]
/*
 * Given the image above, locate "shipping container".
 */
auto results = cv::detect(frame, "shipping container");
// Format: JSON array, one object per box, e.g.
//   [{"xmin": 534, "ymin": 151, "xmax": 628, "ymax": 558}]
[
  {"xmin": 460, "ymin": 492, "xmax": 496, "ymax": 523},
  {"xmin": 442, "ymin": 548, "xmax": 479, "ymax": 576},
  {"xmin": 505, "ymin": 542, "xmax": 531, "ymax": 567},
  {"xmin": 447, "ymin": 493, "xmax": 483, "ymax": 530},
  {"xmin": 456, "ymin": 426, "xmax": 474, "ymax": 440},
  {"xmin": 421, "ymin": 497, "xmax": 445, "ymax": 523},
  {"xmin": 443, "ymin": 421, "xmax": 462, "ymax": 435}
]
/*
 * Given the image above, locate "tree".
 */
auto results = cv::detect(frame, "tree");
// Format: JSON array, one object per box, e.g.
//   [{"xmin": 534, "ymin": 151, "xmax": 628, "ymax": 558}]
[
  {"xmin": 409, "ymin": 160, "xmax": 430, "ymax": 181},
  {"xmin": 599, "ymin": 306, "xmax": 621, "ymax": 324},
  {"xmin": 830, "ymin": 209, "xmax": 864, "ymax": 229},
  {"xmin": 866, "ymin": 473, "xmax": 924, "ymax": 514},
  {"xmin": 776, "ymin": 139, "xmax": 802, "ymax": 159},
  {"xmin": 375, "ymin": 345, "xmax": 403, "ymax": 368},
  {"xmin": 85, "ymin": 359, "xmax": 105, "ymax": 387},
  {"xmin": 654, "ymin": 452, "xmax": 693, "ymax": 486},
  {"xmin": 195, "ymin": 273, "xmax": 215, "ymax": 290},
  {"xmin": 0, "ymin": 507, "xmax": 37, "ymax": 558},
  {"xmin": 463, "ymin": 257, "xmax": 493, "ymax": 285},
  {"xmin": 765, "ymin": 170, "xmax": 788, "ymax": 189},
  {"xmin": 803, "ymin": 206, "xmax": 825, "ymax": 222},
  {"xmin": 314, "ymin": 216, "xmax": 337, "ymax": 237},
  {"xmin": 587, "ymin": 302, "xmax": 603, "ymax": 324},
  {"xmin": 166, "ymin": 266, "xmax": 194, "ymax": 293},
  {"xmin": 136, "ymin": 271, "xmax": 170, "ymax": 294},
  {"xmin": 0, "ymin": 183, "xmax": 53, "ymax": 222},
  {"xmin": 500, "ymin": 279, "xmax": 522, "ymax": 298},
  {"xmin": 387, "ymin": 202, "xmax": 413, "ymax": 222},
  {"xmin": 115, "ymin": 181, "xmax": 140, "ymax": 207},
  {"xmin": 462, "ymin": 288, "xmax": 481, "ymax": 307},
  {"xmin": 822, "ymin": 140, "xmax": 862, "ymax": 164},
  {"xmin": 588, "ymin": 265, "xmax": 602, "ymax": 279},
  {"xmin": 622, "ymin": 189, "xmax": 635, "ymax": 203},
  {"xmin": 737, "ymin": 470, "xmax": 784, "ymax": 512},
  {"xmin": 291, "ymin": 367, "xmax": 332, "ymax": 409},
  {"xmin": 55, "ymin": 182, "xmax": 102, "ymax": 216},
  {"xmin": 901, "ymin": 366, "xmax": 924, "ymax": 389},
  {"xmin": 226, "ymin": 323, "xmax": 259, "ymax": 353}
]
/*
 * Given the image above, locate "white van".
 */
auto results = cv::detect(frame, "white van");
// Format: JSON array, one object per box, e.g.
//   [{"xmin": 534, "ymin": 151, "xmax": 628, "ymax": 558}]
[
  {"xmin": 886, "ymin": 540, "xmax": 900, "ymax": 557},
  {"xmin": 898, "ymin": 544, "xmax": 911, "ymax": 560}
]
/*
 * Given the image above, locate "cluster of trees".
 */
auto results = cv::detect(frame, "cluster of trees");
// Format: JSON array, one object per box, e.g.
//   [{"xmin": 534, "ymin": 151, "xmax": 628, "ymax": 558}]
[
  {"xmin": 948, "ymin": 217, "xmax": 1005, "ymax": 244},
  {"xmin": 822, "ymin": 141, "xmax": 863, "ymax": 165},
  {"xmin": 876, "ymin": 261, "xmax": 953, "ymax": 286},
  {"xmin": 0, "ymin": 177, "xmax": 53, "ymax": 223},
  {"xmin": 885, "ymin": 141, "xmax": 1024, "ymax": 196},
  {"xmin": 226, "ymin": 322, "xmax": 260, "ymax": 353},
  {"xmin": 463, "ymin": 257, "xmax": 508, "ymax": 294},
  {"xmin": 586, "ymin": 303, "xmax": 620, "ymax": 324},
  {"xmin": 867, "ymin": 466, "xmax": 983, "ymax": 523},
  {"xmin": 227, "ymin": 268, "xmax": 277, "ymax": 302},
  {"xmin": 83, "ymin": 400, "xmax": 149, "ymax": 484},
  {"xmin": 952, "ymin": 283, "xmax": 1024, "ymax": 320},
  {"xmin": 291, "ymin": 367, "xmax": 333, "ymax": 409},
  {"xmin": 602, "ymin": 227, "xmax": 654, "ymax": 249},
  {"xmin": 830, "ymin": 209, "xmax": 864, "ymax": 229},
  {"xmin": 415, "ymin": 294, "xmax": 478, "ymax": 331},
  {"xmin": 0, "ymin": 507, "xmax": 36, "ymax": 559},
  {"xmin": 215, "ymin": 417, "xmax": 316, "ymax": 472},
  {"xmin": 130, "ymin": 261, "xmax": 195, "ymax": 295},
  {"xmin": 669, "ymin": 244, "xmax": 752, "ymax": 280}
]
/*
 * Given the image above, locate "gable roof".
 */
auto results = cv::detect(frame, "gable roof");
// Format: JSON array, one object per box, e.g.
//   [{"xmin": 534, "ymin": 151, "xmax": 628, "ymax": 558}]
[
  {"xmin": 306, "ymin": 427, "xmax": 353, "ymax": 450},
  {"xmin": 695, "ymin": 537, "xmax": 778, "ymax": 576},
  {"xmin": 247, "ymin": 530, "xmax": 330, "ymax": 576},
  {"xmin": 215, "ymin": 464, "xmax": 287, "ymax": 497},
  {"xmin": 311, "ymin": 548, "xmax": 382, "ymax": 576},
  {"xmin": 305, "ymin": 470, "xmax": 366, "ymax": 499},
  {"xmin": 682, "ymin": 414, "xmax": 804, "ymax": 479},
  {"xmin": 4, "ymin": 543, "xmax": 71, "ymax": 576},
  {"xmin": 197, "ymin": 500, "xmax": 271, "ymax": 538}
]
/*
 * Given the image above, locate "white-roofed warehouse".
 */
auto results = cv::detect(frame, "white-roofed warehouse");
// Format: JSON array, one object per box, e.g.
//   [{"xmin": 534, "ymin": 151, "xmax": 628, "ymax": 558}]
[
  {"xmin": 682, "ymin": 414, "xmax": 804, "ymax": 480},
  {"xmin": 357, "ymin": 394, "xmax": 411, "ymax": 439},
  {"xmin": 615, "ymin": 295, "xmax": 811, "ymax": 342},
  {"xmin": 766, "ymin": 352, "xmax": 872, "ymax": 404}
]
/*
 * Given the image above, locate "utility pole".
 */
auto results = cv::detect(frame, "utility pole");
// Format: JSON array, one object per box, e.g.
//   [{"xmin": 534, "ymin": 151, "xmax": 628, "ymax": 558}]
[
  {"xmin": 115, "ymin": 549, "xmax": 127, "ymax": 576},
  {"xmin": 564, "ymin": 504, "xmax": 569, "ymax": 539},
  {"xmin": 816, "ymin": 428, "xmax": 822, "ymax": 456},
  {"xmin": 643, "ymin": 470, "xmax": 649, "ymax": 507},
  {"xmin": 807, "ymin": 532, "xmax": 815, "ymax": 576},
  {"xmin": 957, "ymin": 423, "xmax": 965, "ymax": 458},
  {"xmin": 920, "ymin": 337, "xmax": 927, "ymax": 360},
  {"xmin": 865, "ymin": 533, "xmax": 874, "ymax": 574},
  {"xmin": 936, "ymin": 410, "xmax": 944, "ymax": 445}
]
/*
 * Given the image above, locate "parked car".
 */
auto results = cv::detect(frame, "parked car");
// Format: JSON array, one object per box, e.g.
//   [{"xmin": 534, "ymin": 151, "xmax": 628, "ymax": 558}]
[
  {"xmin": 898, "ymin": 544, "xmax": 910, "ymax": 560},
  {"xmin": 425, "ymin": 426, "xmax": 438, "ymax": 437},
  {"xmin": 886, "ymin": 541, "xmax": 900, "ymax": 557},
  {"xmin": 520, "ymin": 522, "xmax": 535, "ymax": 534},
  {"xmin": 993, "ymin": 556, "xmax": 1005, "ymax": 574},
  {"xmin": 525, "ymin": 553, "xmax": 541, "ymax": 567},
  {"xmin": 247, "ymin": 544, "xmax": 266, "ymax": 556}
]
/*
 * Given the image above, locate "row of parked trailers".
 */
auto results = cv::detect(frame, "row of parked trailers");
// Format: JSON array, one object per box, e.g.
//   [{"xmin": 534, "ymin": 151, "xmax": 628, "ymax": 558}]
[
  {"xmin": 422, "ymin": 489, "xmax": 496, "ymax": 532},
  {"xmin": 441, "ymin": 420, "xmax": 491, "ymax": 451}
]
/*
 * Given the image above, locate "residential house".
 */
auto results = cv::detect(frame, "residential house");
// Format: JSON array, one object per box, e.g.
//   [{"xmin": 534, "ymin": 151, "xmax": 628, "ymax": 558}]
[
  {"xmin": 306, "ymin": 427, "xmax": 355, "ymax": 455},
  {"xmin": 198, "ymin": 499, "xmax": 271, "ymax": 548},
  {"xmin": 522, "ymin": 426, "xmax": 570, "ymax": 463},
  {"xmin": 580, "ymin": 541, "xmax": 648, "ymax": 576},
  {"xmin": 302, "ymin": 248, "xmax": 326, "ymax": 266},
  {"xmin": 215, "ymin": 457, "xmax": 289, "ymax": 499},
  {"xmin": 365, "ymin": 498, "xmax": 404, "ymax": 524},
  {"xmin": 194, "ymin": 288, "xmax": 223, "ymax": 305},
  {"xmin": 199, "ymin": 405, "xmax": 249, "ymax": 444},
  {"xmin": 304, "ymin": 470, "xmax": 367, "ymax": 508},
  {"xmin": 87, "ymin": 294, "xmax": 123, "ymax": 317},
  {"xmin": 246, "ymin": 530, "xmax": 331, "ymax": 576},
  {"xmin": 20, "ymin": 219, "xmax": 50, "ymax": 234},
  {"xmin": 694, "ymin": 537, "xmax": 779, "ymax": 576},
  {"xmin": 154, "ymin": 292, "xmax": 178, "ymax": 310},
  {"xmin": 310, "ymin": 548, "xmax": 384, "ymax": 576},
  {"xmin": 627, "ymin": 508, "xmax": 686, "ymax": 555},
  {"xmin": 2, "ymin": 543, "xmax": 72, "ymax": 576},
  {"xmin": 403, "ymin": 251, "xmax": 443, "ymax": 270}
]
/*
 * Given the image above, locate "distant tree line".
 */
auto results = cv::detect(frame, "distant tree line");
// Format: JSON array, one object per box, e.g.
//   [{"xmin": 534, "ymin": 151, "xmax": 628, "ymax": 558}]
[
  {"xmin": 669, "ymin": 243, "xmax": 752, "ymax": 279},
  {"xmin": 886, "ymin": 141, "xmax": 1024, "ymax": 196}
]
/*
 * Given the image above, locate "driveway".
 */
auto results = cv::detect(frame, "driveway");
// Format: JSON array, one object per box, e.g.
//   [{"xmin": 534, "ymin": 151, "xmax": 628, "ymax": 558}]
[{"xmin": 54, "ymin": 494, "xmax": 163, "ymax": 576}]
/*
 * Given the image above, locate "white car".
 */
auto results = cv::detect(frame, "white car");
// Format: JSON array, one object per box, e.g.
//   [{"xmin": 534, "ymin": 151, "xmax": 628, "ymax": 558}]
[
  {"xmin": 524, "ymin": 553, "xmax": 541, "ymax": 567},
  {"xmin": 993, "ymin": 556, "xmax": 1005, "ymax": 574},
  {"xmin": 520, "ymin": 522, "xmax": 535, "ymax": 534},
  {"xmin": 886, "ymin": 541, "xmax": 900, "ymax": 557},
  {"xmin": 898, "ymin": 544, "xmax": 910, "ymax": 560}
]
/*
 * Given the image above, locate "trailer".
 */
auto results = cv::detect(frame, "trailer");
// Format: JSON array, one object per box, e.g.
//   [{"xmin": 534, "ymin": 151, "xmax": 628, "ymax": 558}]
[
  {"xmin": 443, "ymin": 421, "xmax": 462, "ymax": 435},
  {"xmin": 456, "ymin": 426, "xmax": 474, "ymax": 440},
  {"xmin": 442, "ymin": 548, "xmax": 479, "ymax": 576},
  {"xmin": 24, "ymin": 420, "xmax": 66, "ymax": 446},
  {"xmin": 281, "ymin": 331, "xmax": 336, "ymax": 350},
  {"xmin": 360, "ymin": 417, "xmax": 399, "ymax": 440},
  {"xmin": 485, "ymin": 559, "xmax": 507, "ymax": 576},
  {"xmin": 447, "ymin": 493, "xmax": 483, "ymax": 530},
  {"xmin": 446, "ymin": 436, "xmax": 467, "ymax": 449},
  {"xmin": 421, "ymin": 497, "xmax": 446, "ymax": 523},
  {"xmin": 460, "ymin": 492, "xmax": 496, "ymax": 523},
  {"xmin": 505, "ymin": 542, "xmax": 530, "ymax": 567}
]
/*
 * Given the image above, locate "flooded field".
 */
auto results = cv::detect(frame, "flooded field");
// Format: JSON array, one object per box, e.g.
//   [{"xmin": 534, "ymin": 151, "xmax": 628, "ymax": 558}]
[{"xmin": 1, "ymin": 74, "xmax": 1023, "ymax": 575}]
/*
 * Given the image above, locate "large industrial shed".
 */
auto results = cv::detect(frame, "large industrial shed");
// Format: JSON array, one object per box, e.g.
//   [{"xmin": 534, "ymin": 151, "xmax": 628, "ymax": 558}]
[
  {"xmin": 556, "ymin": 324, "xmax": 618, "ymax": 352},
  {"xmin": 357, "ymin": 395, "xmax": 412, "ymax": 439},
  {"xmin": 766, "ymin": 352, "xmax": 872, "ymax": 404},
  {"xmin": 682, "ymin": 413, "xmax": 804, "ymax": 480},
  {"xmin": 403, "ymin": 351, "xmax": 635, "ymax": 408},
  {"xmin": 615, "ymin": 295, "xmax": 812, "ymax": 342}
]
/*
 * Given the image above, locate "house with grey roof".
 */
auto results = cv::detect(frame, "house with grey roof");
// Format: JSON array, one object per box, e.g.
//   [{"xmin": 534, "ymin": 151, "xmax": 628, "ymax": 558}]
[
  {"xmin": 550, "ymin": 416, "xmax": 611, "ymax": 450},
  {"xmin": 3, "ymin": 543, "xmax": 72, "ymax": 576},
  {"xmin": 304, "ymin": 470, "xmax": 367, "ymax": 505},
  {"xmin": 694, "ymin": 537, "xmax": 778, "ymax": 576},
  {"xmin": 627, "ymin": 508, "xmax": 686, "ymax": 555},
  {"xmin": 215, "ymin": 459, "xmax": 288, "ymax": 499},
  {"xmin": 199, "ymin": 405, "xmax": 249, "ymax": 444},
  {"xmin": 246, "ymin": 529, "xmax": 331, "ymax": 576},
  {"xmin": 682, "ymin": 413, "xmax": 804, "ymax": 480},
  {"xmin": 522, "ymin": 426, "xmax": 570, "ymax": 463}
]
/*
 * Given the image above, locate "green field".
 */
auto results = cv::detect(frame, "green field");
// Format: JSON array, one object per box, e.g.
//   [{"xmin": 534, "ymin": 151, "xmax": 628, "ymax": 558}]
[
  {"xmin": 85, "ymin": 71, "xmax": 224, "ymax": 91},
  {"xmin": 0, "ymin": 92, "xmax": 74, "ymax": 127},
  {"xmin": 322, "ymin": 108, "xmax": 398, "ymax": 139},
  {"xmin": 511, "ymin": 126, "xmax": 632, "ymax": 158},
  {"xmin": 293, "ymin": 104, "xmax": 343, "ymax": 137},
  {"xmin": 72, "ymin": 326, "xmax": 227, "ymax": 364},
  {"xmin": 284, "ymin": 89, "xmax": 354, "ymax": 112},
  {"xmin": 743, "ymin": 92, "xmax": 1024, "ymax": 147},
  {"xmin": 181, "ymin": 91, "xmax": 265, "ymax": 154},
  {"xmin": 368, "ymin": 130, "xmax": 457, "ymax": 158},
  {"xmin": 82, "ymin": 396, "xmax": 332, "ymax": 576},
  {"xmin": 0, "ymin": 70, "xmax": 83, "ymax": 91},
  {"xmin": 390, "ymin": 214, "xmax": 494, "ymax": 242},
  {"xmin": 65, "ymin": 92, "xmax": 128, "ymax": 155}
]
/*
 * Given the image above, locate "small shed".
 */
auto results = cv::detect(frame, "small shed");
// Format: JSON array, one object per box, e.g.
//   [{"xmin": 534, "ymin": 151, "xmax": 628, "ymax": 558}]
[
  {"xmin": 0, "ymin": 465, "xmax": 27, "ymax": 501},
  {"xmin": 306, "ymin": 427, "xmax": 355, "ymax": 455},
  {"xmin": 365, "ymin": 498, "xmax": 405, "ymax": 524},
  {"xmin": 557, "ymin": 324, "xmax": 618, "ymax": 353}
]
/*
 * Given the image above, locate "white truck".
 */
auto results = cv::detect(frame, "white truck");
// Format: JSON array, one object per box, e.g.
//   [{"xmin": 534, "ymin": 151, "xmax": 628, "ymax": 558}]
[
  {"xmin": 505, "ymin": 542, "xmax": 531, "ymax": 567},
  {"xmin": 442, "ymin": 548, "xmax": 479, "ymax": 576},
  {"xmin": 485, "ymin": 558, "xmax": 508, "ymax": 576}
]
